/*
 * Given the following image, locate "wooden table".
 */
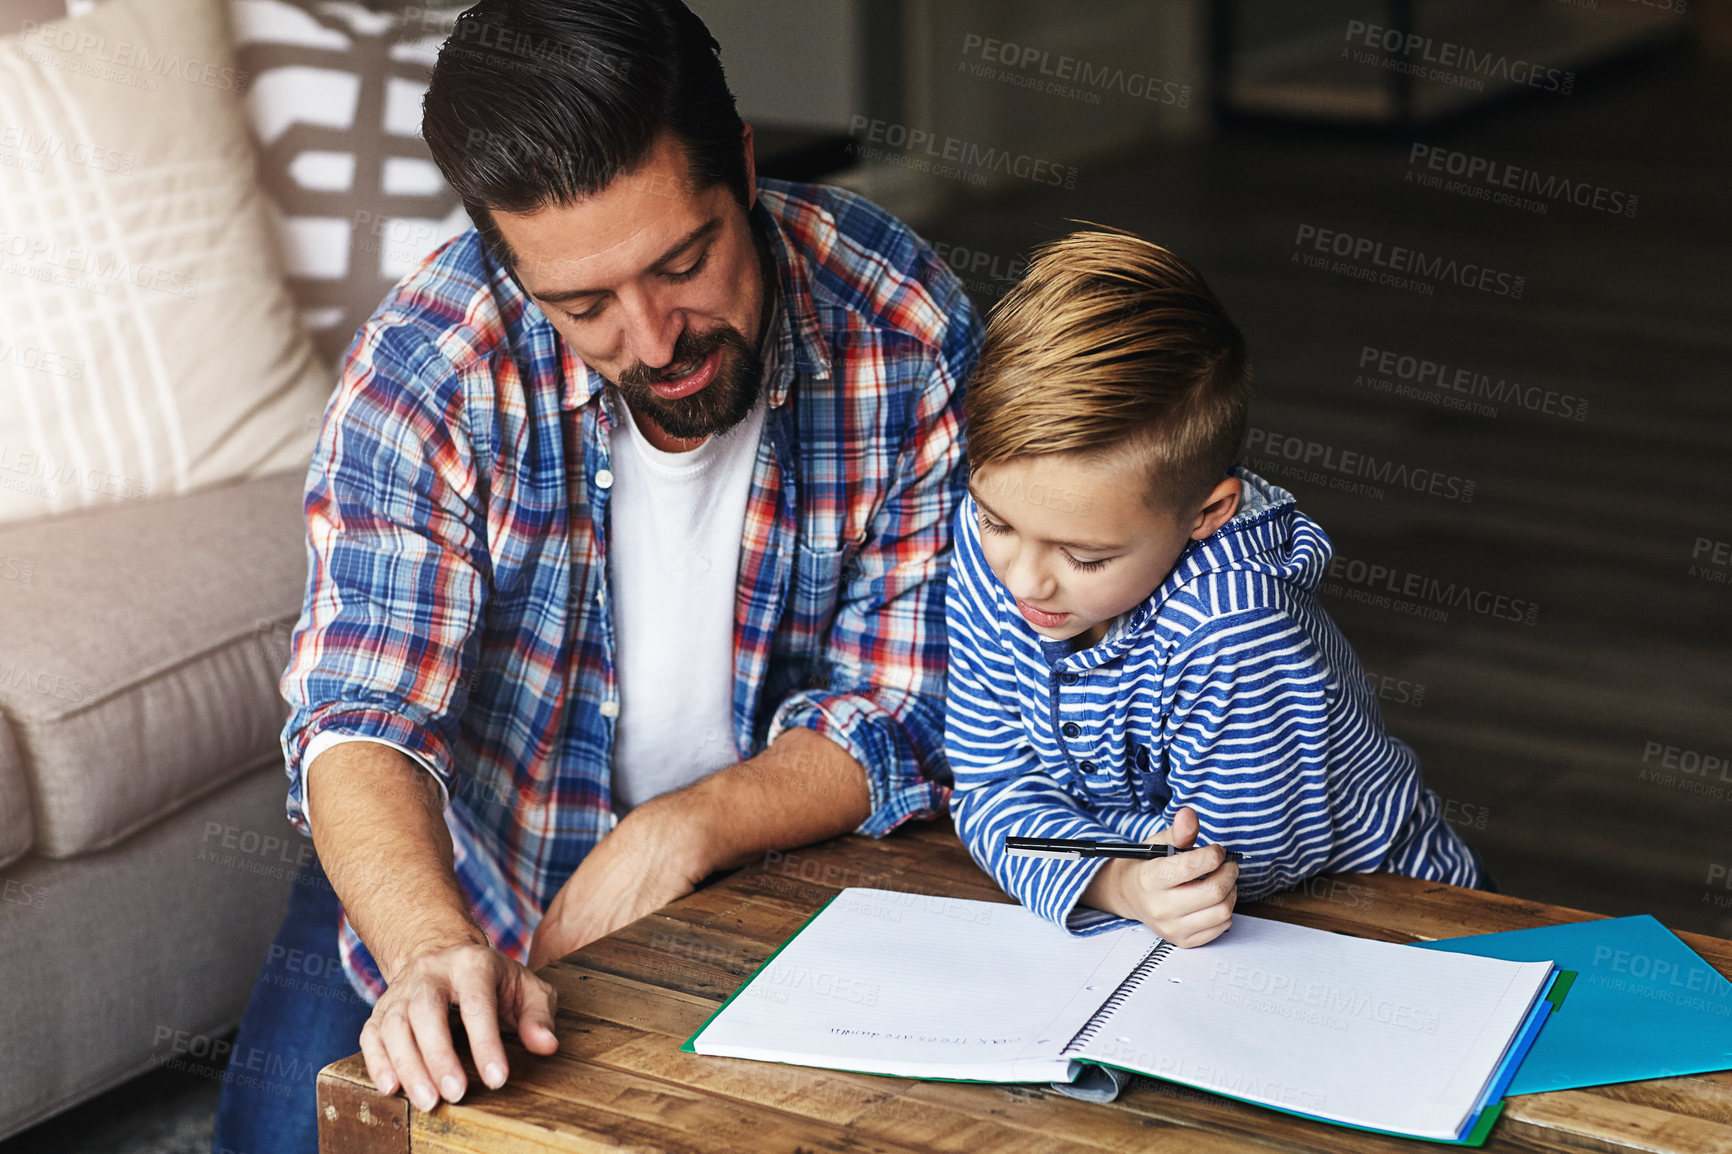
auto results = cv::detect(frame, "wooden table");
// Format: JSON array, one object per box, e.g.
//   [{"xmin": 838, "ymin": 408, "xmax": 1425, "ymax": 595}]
[{"xmin": 316, "ymin": 820, "xmax": 1732, "ymax": 1152}]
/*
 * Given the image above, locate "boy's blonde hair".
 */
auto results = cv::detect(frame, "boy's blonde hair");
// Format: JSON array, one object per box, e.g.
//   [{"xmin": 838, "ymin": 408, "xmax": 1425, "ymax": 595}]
[{"xmin": 966, "ymin": 229, "xmax": 1251, "ymax": 511}]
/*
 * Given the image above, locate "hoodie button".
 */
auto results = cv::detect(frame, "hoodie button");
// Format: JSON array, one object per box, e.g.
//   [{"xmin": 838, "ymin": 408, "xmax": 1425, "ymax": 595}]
[
  {"xmin": 1061, "ymin": 673, "xmax": 1079, "ymax": 685},
  {"xmin": 1062, "ymin": 723, "xmax": 1080, "ymax": 738},
  {"xmin": 1080, "ymin": 760, "xmax": 1097, "ymax": 773}
]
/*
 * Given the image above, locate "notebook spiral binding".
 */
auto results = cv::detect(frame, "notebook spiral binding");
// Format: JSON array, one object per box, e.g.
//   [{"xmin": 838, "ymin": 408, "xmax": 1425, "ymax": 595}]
[{"xmin": 1061, "ymin": 939, "xmax": 1177, "ymax": 1055}]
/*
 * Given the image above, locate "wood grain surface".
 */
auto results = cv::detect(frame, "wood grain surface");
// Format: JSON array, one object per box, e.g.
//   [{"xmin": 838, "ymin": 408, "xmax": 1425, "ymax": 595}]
[{"xmin": 318, "ymin": 820, "xmax": 1732, "ymax": 1153}]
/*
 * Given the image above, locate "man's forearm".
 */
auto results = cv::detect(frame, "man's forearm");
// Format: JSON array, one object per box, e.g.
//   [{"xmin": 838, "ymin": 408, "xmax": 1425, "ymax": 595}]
[
  {"xmin": 305, "ymin": 741, "xmax": 487, "ymax": 982},
  {"xmin": 636, "ymin": 726, "xmax": 874, "ymax": 879}
]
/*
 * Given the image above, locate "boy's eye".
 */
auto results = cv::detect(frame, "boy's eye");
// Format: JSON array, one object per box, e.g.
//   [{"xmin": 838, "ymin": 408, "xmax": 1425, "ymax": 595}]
[
  {"xmin": 1065, "ymin": 554, "xmax": 1109, "ymax": 573},
  {"xmin": 977, "ymin": 512, "xmax": 1010, "ymax": 535}
]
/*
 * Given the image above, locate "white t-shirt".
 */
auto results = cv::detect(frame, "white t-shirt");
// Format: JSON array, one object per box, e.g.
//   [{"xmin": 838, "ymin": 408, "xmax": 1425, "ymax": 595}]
[{"xmin": 603, "ymin": 386, "xmax": 767, "ymax": 813}]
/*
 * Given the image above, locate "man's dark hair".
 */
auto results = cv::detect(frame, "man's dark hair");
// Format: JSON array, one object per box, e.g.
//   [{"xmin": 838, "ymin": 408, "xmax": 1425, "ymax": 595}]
[{"xmin": 423, "ymin": 0, "xmax": 749, "ymax": 272}]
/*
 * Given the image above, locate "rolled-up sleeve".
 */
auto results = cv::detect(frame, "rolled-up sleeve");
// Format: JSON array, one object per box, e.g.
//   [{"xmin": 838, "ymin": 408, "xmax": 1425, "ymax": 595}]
[
  {"xmin": 280, "ymin": 322, "xmax": 490, "ymax": 836},
  {"xmin": 766, "ymin": 269, "xmax": 980, "ymax": 837}
]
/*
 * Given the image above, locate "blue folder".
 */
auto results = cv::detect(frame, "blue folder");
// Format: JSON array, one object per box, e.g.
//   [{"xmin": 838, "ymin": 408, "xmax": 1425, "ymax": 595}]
[{"xmin": 1414, "ymin": 915, "xmax": 1732, "ymax": 1095}]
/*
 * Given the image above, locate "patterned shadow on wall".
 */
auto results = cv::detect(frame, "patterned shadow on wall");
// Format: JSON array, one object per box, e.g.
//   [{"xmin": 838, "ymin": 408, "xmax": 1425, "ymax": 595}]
[{"xmin": 232, "ymin": 0, "xmax": 470, "ymax": 368}]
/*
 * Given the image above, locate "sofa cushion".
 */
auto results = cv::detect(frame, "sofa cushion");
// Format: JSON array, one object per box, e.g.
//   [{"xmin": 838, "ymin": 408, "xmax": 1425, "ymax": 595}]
[
  {"xmin": 231, "ymin": 0, "xmax": 469, "ymax": 368},
  {"xmin": 0, "ymin": 0, "xmax": 332, "ymax": 526},
  {"xmin": 0, "ymin": 763, "xmax": 298, "ymax": 1140},
  {"xmin": 0, "ymin": 472, "xmax": 308, "ymax": 857},
  {"xmin": 0, "ymin": 716, "xmax": 30, "ymax": 868}
]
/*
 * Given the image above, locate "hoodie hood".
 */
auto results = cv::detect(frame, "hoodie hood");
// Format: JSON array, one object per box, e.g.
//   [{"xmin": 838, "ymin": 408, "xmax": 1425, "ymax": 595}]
[{"xmin": 1191, "ymin": 467, "xmax": 1330, "ymax": 588}]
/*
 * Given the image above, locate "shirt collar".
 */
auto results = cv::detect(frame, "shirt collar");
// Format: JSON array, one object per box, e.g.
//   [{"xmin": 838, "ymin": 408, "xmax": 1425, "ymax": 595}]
[
  {"xmin": 757, "ymin": 261, "xmax": 784, "ymax": 390},
  {"xmin": 751, "ymin": 192, "xmax": 831, "ymax": 400}
]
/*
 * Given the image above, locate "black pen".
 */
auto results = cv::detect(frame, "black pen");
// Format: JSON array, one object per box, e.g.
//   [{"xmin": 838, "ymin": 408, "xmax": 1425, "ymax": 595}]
[{"xmin": 1005, "ymin": 836, "xmax": 1244, "ymax": 863}]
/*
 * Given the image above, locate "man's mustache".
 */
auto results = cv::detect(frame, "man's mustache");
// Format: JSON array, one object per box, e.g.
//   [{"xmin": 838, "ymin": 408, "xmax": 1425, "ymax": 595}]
[{"xmin": 617, "ymin": 326, "xmax": 749, "ymax": 389}]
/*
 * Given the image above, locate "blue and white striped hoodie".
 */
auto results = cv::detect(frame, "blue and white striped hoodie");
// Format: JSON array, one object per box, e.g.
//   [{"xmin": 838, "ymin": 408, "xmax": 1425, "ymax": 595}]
[{"xmin": 945, "ymin": 467, "xmax": 1481, "ymax": 933}]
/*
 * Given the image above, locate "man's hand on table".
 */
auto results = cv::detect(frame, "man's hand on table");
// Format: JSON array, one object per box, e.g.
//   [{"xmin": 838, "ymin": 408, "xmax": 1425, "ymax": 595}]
[
  {"xmin": 332, "ymin": 727, "xmax": 870, "ymax": 1111},
  {"xmin": 361, "ymin": 938, "xmax": 559, "ymax": 1112},
  {"xmin": 307, "ymin": 742, "xmax": 562, "ymax": 1113},
  {"xmin": 363, "ymin": 789, "xmax": 712, "ymax": 1112}
]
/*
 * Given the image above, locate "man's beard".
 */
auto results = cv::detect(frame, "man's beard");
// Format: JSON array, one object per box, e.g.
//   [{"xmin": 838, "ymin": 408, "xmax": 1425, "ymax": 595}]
[{"xmin": 614, "ymin": 324, "xmax": 763, "ymax": 441}]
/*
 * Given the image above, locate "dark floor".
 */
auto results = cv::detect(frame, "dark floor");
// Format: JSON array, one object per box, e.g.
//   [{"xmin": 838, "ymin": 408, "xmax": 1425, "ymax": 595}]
[
  {"xmin": 0, "ymin": 1057, "xmax": 225, "ymax": 1154},
  {"xmin": 8, "ymin": 33, "xmax": 1730, "ymax": 1154},
  {"xmin": 923, "ymin": 45, "xmax": 1732, "ymax": 935}
]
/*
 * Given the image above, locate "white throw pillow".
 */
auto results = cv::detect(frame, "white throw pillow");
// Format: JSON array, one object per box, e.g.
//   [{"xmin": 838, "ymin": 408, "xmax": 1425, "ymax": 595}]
[{"xmin": 0, "ymin": 0, "xmax": 330, "ymax": 524}]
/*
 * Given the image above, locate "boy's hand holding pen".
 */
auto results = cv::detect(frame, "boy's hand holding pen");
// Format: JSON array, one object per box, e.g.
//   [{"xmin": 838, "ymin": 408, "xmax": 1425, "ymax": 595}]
[{"xmin": 1012, "ymin": 807, "xmax": 1238, "ymax": 949}]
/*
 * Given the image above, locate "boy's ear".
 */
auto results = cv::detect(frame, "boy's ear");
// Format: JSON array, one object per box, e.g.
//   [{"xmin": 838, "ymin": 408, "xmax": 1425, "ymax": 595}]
[{"xmin": 1189, "ymin": 477, "xmax": 1242, "ymax": 540}]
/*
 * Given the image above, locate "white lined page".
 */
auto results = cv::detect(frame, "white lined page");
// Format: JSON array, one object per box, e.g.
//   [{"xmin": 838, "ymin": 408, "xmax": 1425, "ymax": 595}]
[
  {"xmin": 692, "ymin": 888, "xmax": 1156, "ymax": 1082},
  {"xmin": 1072, "ymin": 914, "xmax": 1553, "ymax": 1139}
]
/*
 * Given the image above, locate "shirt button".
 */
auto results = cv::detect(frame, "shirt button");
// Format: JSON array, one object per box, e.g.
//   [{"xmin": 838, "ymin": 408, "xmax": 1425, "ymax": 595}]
[
  {"xmin": 595, "ymin": 587, "xmax": 606, "ymax": 606},
  {"xmin": 595, "ymin": 468, "xmax": 614, "ymax": 489},
  {"xmin": 599, "ymin": 700, "xmax": 619, "ymax": 718},
  {"xmin": 1062, "ymin": 722, "xmax": 1080, "ymax": 738}
]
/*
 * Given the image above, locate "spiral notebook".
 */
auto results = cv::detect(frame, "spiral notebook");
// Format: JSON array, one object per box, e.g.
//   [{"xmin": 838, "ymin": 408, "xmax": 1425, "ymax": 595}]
[{"xmin": 685, "ymin": 888, "xmax": 1560, "ymax": 1144}]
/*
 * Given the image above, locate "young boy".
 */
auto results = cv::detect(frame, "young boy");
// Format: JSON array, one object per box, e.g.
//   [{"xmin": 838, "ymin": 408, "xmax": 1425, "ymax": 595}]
[{"xmin": 945, "ymin": 230, "xmax": 1483, "ymax": 949}]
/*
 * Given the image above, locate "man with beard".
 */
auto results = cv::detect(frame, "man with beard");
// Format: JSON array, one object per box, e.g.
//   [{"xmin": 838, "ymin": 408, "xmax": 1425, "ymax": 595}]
[{"xmin": 211, "ymin": 2, "xmax": 979, "ymax": 1151}]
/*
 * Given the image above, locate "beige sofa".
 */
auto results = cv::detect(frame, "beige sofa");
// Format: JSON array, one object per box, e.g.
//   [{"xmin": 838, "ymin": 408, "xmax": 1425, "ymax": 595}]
[
  {"xmin": 0, "ymin": 475, "xmax": 310, "ymax": 1139},
  {"xmin": 0, "ymin": 0, "xmax": 402, "ymax": 1137}
]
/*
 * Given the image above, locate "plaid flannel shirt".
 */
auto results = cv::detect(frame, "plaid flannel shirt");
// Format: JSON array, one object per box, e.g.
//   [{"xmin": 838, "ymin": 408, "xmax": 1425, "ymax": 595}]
[{"xmin": 280, "ymin": 179, "xmax": 981, "ymax": 1001}]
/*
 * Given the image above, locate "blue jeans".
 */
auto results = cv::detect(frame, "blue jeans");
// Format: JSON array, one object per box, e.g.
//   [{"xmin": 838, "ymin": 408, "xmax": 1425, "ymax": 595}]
[{"xmin": 211, "ymin": 857, "xmax": 374, "ymax": 1154}]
